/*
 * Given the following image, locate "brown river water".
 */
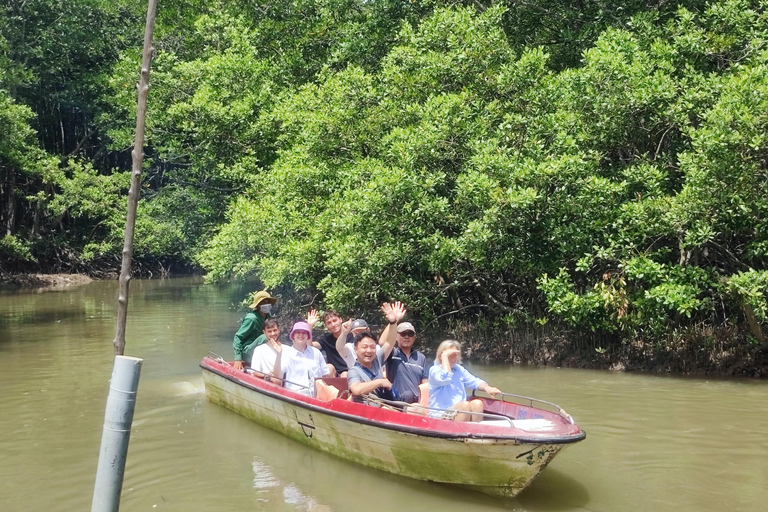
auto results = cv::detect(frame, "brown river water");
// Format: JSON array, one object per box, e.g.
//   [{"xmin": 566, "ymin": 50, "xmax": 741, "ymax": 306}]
[{"xmin": 0, "ymin": 277, "xmax": 766, "ymax": 511}]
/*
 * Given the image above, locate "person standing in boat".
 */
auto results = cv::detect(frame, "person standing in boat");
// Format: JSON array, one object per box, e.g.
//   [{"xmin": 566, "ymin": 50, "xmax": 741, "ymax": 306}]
[
  {"xmin": 384, "ymin": 322, "xmax": 429, "ymax": 404},
  {"xmin": 250, "ymin": 319, "xmax": 283, "ymax": 383},
  {"xmin": 313, "ymin": 310, "xmax": 353, "ymax": 377},
  {"xmin": 280, "ymin": 320, "xmax": 333, "ymax": 396},
  {"xmin": 232, "ymin": 290, "xmax": 277, "ymax": 371},
  {"xmin": 347, "ymin": 302, "xmax": 405, "ymax": 402},
  {"xmin": 428, "ymin": 340, "xmax": 501, "ymax": 422}
]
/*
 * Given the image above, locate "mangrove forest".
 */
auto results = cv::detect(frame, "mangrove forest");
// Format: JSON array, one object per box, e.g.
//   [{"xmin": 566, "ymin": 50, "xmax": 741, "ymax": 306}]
[{"xmin": 2, "ymin": 0, "xmax": 767, "ymax": 372}]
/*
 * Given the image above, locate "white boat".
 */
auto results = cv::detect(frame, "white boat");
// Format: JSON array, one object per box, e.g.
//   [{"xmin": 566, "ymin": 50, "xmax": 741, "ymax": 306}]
[{"xmin": 201, "ymin": 355, "xmax": 586, "ymax": 497}]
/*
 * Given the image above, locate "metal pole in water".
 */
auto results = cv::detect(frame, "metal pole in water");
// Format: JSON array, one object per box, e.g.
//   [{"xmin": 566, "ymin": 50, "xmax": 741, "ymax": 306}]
[{"xmin": 91, "ymin": 356, "xmax": 143, "ymax": 512}]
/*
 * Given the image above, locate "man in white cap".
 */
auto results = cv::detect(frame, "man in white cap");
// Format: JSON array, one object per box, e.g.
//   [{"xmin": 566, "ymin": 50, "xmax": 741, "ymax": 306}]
[{"xmin": 385, "ymin": 321, "xmax": 429, "ymax": 404}]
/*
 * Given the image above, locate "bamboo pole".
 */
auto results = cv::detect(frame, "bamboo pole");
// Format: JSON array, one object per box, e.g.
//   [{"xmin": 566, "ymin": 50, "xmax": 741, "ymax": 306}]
[
  {"xmin": 91, "ymin": 2, "xmax": 158, "ymax": 511},
  {"xmin": 113, "ymin": 0, "xmax": 158, "ymax": 356}
]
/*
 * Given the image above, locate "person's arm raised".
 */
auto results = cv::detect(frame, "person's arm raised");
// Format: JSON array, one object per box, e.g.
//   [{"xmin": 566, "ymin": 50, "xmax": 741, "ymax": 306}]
[
  {"xmin": 441, "ymin": 347, "xmax": 460, "ymax": 372},
  {"xmin": 378, "ymin": 301, "xmax": 406, "ymax": 360},
  {"xmin": 270, "ymin": 342, "xmax": 283, "ymax": 385},
  {"xmin": 305, "ymin": 309, "xmax": 319, "ymax": 329},
  {"xmin": 336, "ymin": 319, "xmax": 353, "ymax": 358}
]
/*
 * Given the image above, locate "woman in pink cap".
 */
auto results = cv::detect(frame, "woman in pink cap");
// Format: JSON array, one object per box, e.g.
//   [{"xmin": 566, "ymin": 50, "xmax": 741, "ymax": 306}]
[{"xmin": 278, "ymin": 320, "xmax": 334, "ymax": 396}]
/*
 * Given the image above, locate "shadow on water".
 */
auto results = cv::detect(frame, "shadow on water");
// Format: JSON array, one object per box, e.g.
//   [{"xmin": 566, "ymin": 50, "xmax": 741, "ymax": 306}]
[
  {"xmin": 382, "ymin": 466, "xmax": 589, "ymax": 511},
  {"xmin": 137, "ymin": 278, "xmax": 207, "ymax": 303},
  {"xmin": 515, "ymin": 468, "xmax": 589, "ymax": 510},
  {"xmin": 0, "ymin": 308, "xmax": 89, "ymax": 329}
]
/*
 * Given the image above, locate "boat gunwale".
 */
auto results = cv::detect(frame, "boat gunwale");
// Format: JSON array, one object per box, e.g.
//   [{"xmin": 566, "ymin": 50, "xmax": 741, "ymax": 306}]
[{"xmin": 201, "ymin": 357, "xmax": 586, "ymax": 445}]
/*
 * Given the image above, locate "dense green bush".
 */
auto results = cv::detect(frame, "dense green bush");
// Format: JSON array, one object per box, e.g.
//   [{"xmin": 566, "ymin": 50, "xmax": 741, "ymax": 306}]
[
  {"xmin": 199, "ymin": 2, "xmax": 767, "ymax": 340},
  {"xmin": 2, "ymin": 0, "xmax": 766, "ymax": 345}
]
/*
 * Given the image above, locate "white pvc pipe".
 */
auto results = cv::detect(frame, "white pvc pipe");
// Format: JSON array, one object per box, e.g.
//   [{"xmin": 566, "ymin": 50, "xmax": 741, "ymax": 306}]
[{"xmin": 91, "ymin": 355, "xmax": 143, "ymax": 512}]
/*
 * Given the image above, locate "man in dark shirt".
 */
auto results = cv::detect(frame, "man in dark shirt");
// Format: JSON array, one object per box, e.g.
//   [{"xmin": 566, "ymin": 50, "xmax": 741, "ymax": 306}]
[
  {"xmin": 386, "ymin": 322, "xmax": 429, "ymax": 403},
  {"xmin": 313, "ymin": 310, "xmax": 353, "ymax": 377}
]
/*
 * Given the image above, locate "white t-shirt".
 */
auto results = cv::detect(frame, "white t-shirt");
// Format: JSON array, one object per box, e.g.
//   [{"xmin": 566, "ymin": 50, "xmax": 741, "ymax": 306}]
[
  {"xmin": 341, "ymin": 342, "xmax": 357, "ymax": 369},
  {"xmin": 281, "ymin": 345, "xmax": 330, "ymax": 395},
  {"xmin": 251, "ymin": 342, "xmax": 280, "ymax": 375}
]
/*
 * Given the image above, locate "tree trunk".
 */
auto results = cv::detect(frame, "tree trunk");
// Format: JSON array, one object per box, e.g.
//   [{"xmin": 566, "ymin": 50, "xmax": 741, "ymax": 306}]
[
  {"xmin": 3, "ymin": 169, "xmax": 16, "ymax": 236},
  {"xmin": 113, "ymin": 0, "xmax": 159, "ymax": 357},
  {"xmin": 743, "ymin": 303, "xmax": 765, "ymax": 344}
]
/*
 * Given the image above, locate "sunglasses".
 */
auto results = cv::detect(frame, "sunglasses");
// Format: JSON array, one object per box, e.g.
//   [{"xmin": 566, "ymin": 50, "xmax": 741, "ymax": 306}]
[{"xmin": 399, "ymin": 331, "xmax": 415, "ymax": 337}]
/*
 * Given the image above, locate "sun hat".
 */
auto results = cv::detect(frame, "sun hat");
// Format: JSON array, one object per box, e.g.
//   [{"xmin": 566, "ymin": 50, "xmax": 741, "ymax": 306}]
[
  {"xmin": 289, "ymin": 321, "xmax": 312, "ymax": 341},
  {"xmin": 249, "ymin": 290, "xmax": 277, "ymax": 309},
  {"xmin": 396, "ymin": 322, "xmax": 416, "ymax": 333},
  {"xmin": 351, "ymin": 318, "xmax": 369, "ymax": 331}
]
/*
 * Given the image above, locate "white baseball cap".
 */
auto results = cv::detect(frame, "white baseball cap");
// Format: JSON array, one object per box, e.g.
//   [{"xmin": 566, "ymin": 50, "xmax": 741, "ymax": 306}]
[{"xmin": 396, "ymin": 322, "xmax": 415, "ymax": 333}]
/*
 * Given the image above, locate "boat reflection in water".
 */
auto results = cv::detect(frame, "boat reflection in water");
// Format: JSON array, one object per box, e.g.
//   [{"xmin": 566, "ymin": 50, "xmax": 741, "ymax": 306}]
[
  {"xmin": 201, "ymin": 356, "xmax": 586, "ymax": 497},
  {"xmin": 251, "ymin": 458, "xmax": 332, "ymax": 511}
]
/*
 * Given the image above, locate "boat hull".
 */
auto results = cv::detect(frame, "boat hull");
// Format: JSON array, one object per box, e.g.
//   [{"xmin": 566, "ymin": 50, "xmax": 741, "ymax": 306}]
[{"xmin": 202, "ymin": 359, "xmax": 583, "ymax": 497}]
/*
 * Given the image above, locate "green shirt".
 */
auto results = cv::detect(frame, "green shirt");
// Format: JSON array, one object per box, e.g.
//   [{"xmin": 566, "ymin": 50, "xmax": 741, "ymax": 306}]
[{"xmin": 233, "ymin": 310, "xmax": 268, "ymax": 361}]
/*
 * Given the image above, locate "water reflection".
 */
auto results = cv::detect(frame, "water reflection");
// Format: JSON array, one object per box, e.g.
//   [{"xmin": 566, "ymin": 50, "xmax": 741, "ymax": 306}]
[{"xmin": 252, "ymin": 458, "xmax": 333, "ymax": 511}]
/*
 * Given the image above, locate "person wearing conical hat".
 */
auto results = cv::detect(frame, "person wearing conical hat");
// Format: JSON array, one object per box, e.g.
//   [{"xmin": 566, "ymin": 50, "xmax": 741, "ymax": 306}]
[{"xmin": 233, "ymin": 290, "xmax": 277, "ymax": 371}]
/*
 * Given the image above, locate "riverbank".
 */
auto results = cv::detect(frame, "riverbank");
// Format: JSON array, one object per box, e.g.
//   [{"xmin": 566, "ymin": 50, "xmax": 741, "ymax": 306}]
[
  {"xmin": 3, "ymin": 275, "xmax": 765, "ymax": 377},
  {"xmin": 0, "ymin": 273, "xmax": 94, "ymax": 290},
  {"xmin": 457, "ymin": 322, "xmax": 768, "ymax": 378}
]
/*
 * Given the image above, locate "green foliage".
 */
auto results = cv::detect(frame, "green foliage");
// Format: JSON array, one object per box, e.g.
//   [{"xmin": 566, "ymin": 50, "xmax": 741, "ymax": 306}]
[
  {"xmin": 673, "ymin": 59, "xmax": 768, "ymax": 260},
  {"xmin": 0, "ymin": 0, "xmax": 141, "ymax": 271},
  {"xmin": 728, "ymin": 270, "xmax": 768, "ymax": 323},
  {"xmin": 1, "ymin": 0, "xmax": 143, "ymax": 153},
  {"xmin": 0, "ymin": 235, "xmax": 35, "ymax": 263},
  {"xmin": 2, "ymin": 0, "xmax": 768, "ymax": 347},
  {"xmin": 46, "ymin": 160, "xmax": 130, "ymax": 261},
  {"xmin": 499, "ymin": 0, "xmax": 711, "ymax": 69},
  {"xmin": 200, "ymin": 1, "xmax": 768, "ymax": 342},
  {"xmin": 541, "ymin": 256, "xmax": 713, "ymax": 335},
  {"xmin": 133, "ymin": 186, "xmax": 216, "ymax": 262},
  {"xmin": 539, "ymin": 269, "xmax": 616, "ymax": 332},
  {"xmin": 0, "ymin": 87, "xmax": 53, "ymax": 175}
]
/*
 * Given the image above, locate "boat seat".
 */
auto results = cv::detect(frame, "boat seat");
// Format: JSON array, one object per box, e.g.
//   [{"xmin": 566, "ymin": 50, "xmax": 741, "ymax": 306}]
[
  {"xmin": 319, "ymin": 377, "xmax": 350, "ymax": 400},
  {"xmin": 405, "ymin": 383, "xmax": 430, "ymax": 416},
  {"xmin": 418, "ymin": 383, "xmax": 429, "ymax": 406}
]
